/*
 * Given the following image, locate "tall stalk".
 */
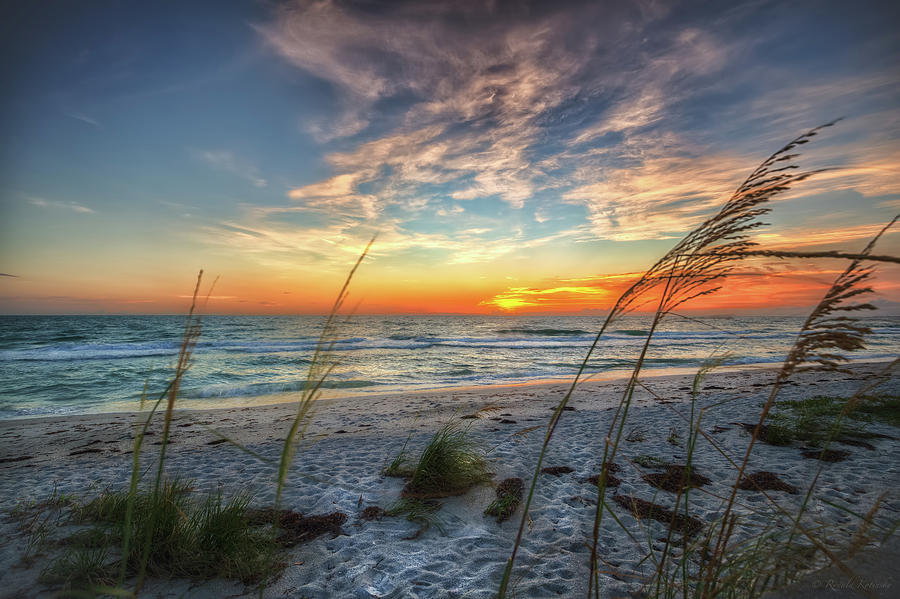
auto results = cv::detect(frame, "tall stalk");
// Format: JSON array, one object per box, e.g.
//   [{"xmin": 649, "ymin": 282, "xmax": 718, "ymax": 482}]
[
  {"xmin": 699, "ymin": 215, "xmax": 897, "ymax": 595},
  {"xmin": 498, "ymin": 121, "xmax": 839, "ymax": 598}
]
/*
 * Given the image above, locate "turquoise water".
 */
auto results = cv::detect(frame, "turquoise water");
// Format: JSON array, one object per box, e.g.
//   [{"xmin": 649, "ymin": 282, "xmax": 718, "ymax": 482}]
[{"xmin": 1, "ymin": 314, "xmax": 898, "ymax": 418}]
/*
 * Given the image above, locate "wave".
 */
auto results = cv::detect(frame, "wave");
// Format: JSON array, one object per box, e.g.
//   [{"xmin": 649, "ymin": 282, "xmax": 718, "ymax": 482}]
[
  {"xmin": 180, "ymin": 378, "xmax": 381, "ymax": 399},
  {"xmin": 0, "ymin": 330, "xmax": 787, "ymax": 362},
  {"xmin": 49, "ymin": 334, "xmax": 88, "ymax": 342},
  {"xmin": 496, "ymin": 328, "xmax": 590, "ymax": 336},
  {"xmin": 0, "ymin": 343, "xmax": 181, "ymax": 362},
  {"xmin": 446, "ymin": 368, "xmax": 475, "ymax": 376}
]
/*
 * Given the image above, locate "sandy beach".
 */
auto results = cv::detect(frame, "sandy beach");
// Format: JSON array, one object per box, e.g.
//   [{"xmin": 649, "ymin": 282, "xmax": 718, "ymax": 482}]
[{"xmin": 1, "ymin": 362, "xmax": 897, "ymax": 598}]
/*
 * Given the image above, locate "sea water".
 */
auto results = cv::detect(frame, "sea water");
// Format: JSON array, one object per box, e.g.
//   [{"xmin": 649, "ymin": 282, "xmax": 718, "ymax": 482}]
[{"xmin": 1, "ymin": 314, "xmax": 898, "ymax": 418}]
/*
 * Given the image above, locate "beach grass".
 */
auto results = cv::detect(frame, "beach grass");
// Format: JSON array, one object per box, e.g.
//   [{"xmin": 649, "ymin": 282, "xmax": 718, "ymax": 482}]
[
  {"xmin": 26, "ymin": 239, "xmax": 377, "ymax": 596},
  {"xmin": 497, "ymin": 122, "xmax": 900, "ymax": 599},
  {"xmin": 40, "ymin": 481, "xmax": 279, "ymax": 593},
  {"xmin": 769, "ymin": 393, "xmax": 900, "ymax": 444},
  {"xmin": 484, "ymin": 478, "xmax": 525, "ymax": 523},
  {"xmin": 39, "ymin": 545, "xmax": 118, "ymax": 593},
  {"xmin": 383, "ymin": 416, "xmax": 418, "ymax": 478},
  {"xmin": 402, "ymin": 420, "xmax": 491, "ymax": 499},
  {"xmin": 5, "ymin": 124, "xmax": 898, "ymax": 598}
]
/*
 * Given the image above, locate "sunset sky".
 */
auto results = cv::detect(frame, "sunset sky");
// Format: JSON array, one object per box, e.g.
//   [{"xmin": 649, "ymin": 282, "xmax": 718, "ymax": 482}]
[{"xmin": 1, "ymin": 0, "xmax": 898, "ymax": 314}]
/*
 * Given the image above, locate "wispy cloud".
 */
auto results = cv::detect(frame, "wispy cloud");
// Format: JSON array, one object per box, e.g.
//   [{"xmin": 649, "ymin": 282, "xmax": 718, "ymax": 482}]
[
  {"xmin": 28, "ymin": 197, "xmax": 95, "ymax": 214},
  {"xmin": 195, "ymin": 150, "xmax": 267, "ymax": 187},
  {"xmin": 562, "ymin": 137, "xmax": 751, "ymax": 240},
  {"xmin": 288, "ymin": 172, "xmax": 379, "ymax": 218},
  {"xmin": 200, "ymin": 211, "xmax": 583, "ymax": 271},
  {"xmin": 755, "ymin": 222, "xmax": 900, "ymax": 249},
  {"xmin": 62, "ymin": 110, "xmax": 101, "ymax": 128},
  {"xmin": 216, "ymin": 0, "xmax": 900, "ymax": 275},
  {"xmin": 257, "ymin": 1, "xmax": 674, "ymax": 214}
]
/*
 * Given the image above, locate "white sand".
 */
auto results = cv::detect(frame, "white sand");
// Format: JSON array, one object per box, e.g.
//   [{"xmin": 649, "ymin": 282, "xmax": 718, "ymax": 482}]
[{"xmin": 1, "ymin": 363, "xmax": 897, "ymax": 598}]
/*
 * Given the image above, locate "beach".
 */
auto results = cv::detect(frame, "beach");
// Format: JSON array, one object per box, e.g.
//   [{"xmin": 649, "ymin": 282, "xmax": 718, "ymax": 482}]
[{"xmin": 1, "ymin": 362, "xmax": 897, "ymax": 598}]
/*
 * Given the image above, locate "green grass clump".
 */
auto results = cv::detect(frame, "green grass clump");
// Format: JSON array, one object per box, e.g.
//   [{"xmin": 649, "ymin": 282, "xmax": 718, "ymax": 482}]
[
  {"xmin": 41, "ymin": 481, "xmax": 280, "ymax": 594},
  {"xmin": 383, "ymin": 427, "xmax": 416, "ymax": 478},
  {"xmin": 781, "ymin": 393, "xmax": 900, "ymax": 427},
  {"xmin": 39, "ymin": 546, "xmax": 117, "ymax": 592},
  {"xmin": 759, "ymin": 421, "xmax": 796, "ymax": 446},
  {"xmin": 854, "ymin": 393, "xmax": 900, "ymax": 426},
  {"xmin": 61, "ymin": 527, "xmax": 115, "ymax": 549},
  {"xmin": 403, "ymin": 421, "xmax": 490, "ymax": 499},
  {"xmin": 766, "ymin": 393, "xmax": 898, "ymax": 446}
]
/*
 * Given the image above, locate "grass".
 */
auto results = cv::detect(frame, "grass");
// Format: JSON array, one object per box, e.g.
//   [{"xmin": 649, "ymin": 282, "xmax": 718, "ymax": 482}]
[
  {"xmin": 667, "ymin": 427, "xmax": 684, "ymax": 447},
  {"xmin": 39, "ymin": 546, "xmax": 117, "ymax": 593},
  {"xmin": 380, "ymin": 417, "xmax": 492, "ymax": 537},
  {"xmin": 6, "ymin": 121, "xmax": 899, "ymax": 598},
  {"xmin": 496, "ymin": 122, "xmax": 900, "ymax": 599},
  {"xmin": 850, "ymin": 393, "xmax": 900, "ymax": 426},
  {"xmin": 402, "ymin": 420, "xmax": 491, "ymax": 499},
  {"xmin": 383, "ymin": 452, "xmax": 416, "ymax": 478},
  {"xmin": 383, "ymin": 416, "xmax": 418, "ymax": 478},
  {"xmin": 21, "ymin": 239, "xmax": 377, "ymax": 596},
  {"xmin": 762, "ymin": 393, "xmax": 899, "ymax": 447},
  {"xmin": 39, "ymin": 481, "xmax": 280, "ymax": 593}
]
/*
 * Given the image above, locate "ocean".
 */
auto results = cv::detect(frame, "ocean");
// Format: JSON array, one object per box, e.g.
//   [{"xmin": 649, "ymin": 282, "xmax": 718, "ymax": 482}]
[{"xmin": 1, "ymin": 314, "xmax": 898, "ymax": 419}]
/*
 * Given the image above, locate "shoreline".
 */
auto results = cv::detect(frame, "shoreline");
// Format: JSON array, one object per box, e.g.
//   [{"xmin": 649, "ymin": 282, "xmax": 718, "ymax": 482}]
[
  {"xmin": 5, "ymin": 357, "xmax": 896, "ymax": 423},
  {"xmin": 1, "ymin": 362, "xmax": 897, "ymax": 598}
]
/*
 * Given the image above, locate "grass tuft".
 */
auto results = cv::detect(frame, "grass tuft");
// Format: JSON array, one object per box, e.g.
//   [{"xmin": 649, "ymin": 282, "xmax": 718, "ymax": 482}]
[
  {"xmin": 39, "ymin": 546, "xmax": 117, "ymax": 593},
  {"xmin": 39, "ymin": 481, "xmax": 281, "ymax": 594},
  {"xmin": 402, "ymin": 421, "xmax": 490, "ymax": 499},
  {"xmin": 383, "ymin": 422, "xmax": 417, "ymax": 478}
]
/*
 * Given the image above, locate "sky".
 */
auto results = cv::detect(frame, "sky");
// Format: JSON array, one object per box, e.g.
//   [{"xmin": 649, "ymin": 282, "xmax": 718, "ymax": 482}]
[{"xmin": 1, "ymin": 0, "xmax": 898, "ymax": 315}]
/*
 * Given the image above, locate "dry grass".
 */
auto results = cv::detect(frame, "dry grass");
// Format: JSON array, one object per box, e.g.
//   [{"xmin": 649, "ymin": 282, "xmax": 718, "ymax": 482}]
[
  {"xmin": 31, "ymin": 240, "xmax": 377, "ymax": 597},
  {"xmin": 497, "ymin": 121, "xmax": 900, "ymax": 599}
]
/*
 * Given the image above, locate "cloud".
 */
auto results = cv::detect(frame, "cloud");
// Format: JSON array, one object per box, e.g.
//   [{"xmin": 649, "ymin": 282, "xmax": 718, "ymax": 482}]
[
  {"xmin": 198, "ymin": 202, "xmax": 584, "ymax": 273},
  {"xmin": 754, "ymin": 222, "xmax": 900, "ymax": 250},
  {"xmin": 0, "ymin": 273, "xmax": 18, "ymax": 278},
  {"xmin": 195, "ymin": 150, "xmax": 267, "ymax": 187},
  {"xmin": 436, "ymin": 205, "xmax": 464, "ymax": 217},
  {"xmin": 62, "ymin": 110, "xmax": 101, "ymax": 128},
  {"xmin": 477, "ymin": 262, "xmax": 884, "ymax": 313},
  {"xmin": 257, "ymin": 1, "xmax": 675, "ymax": 212},
  {"xmin": 28, "ymin": 197, "xmax": 94, "ymax": 214},
  {"xmin": 561, "ymin": 136, "xmax": 753, "ymax": 240},
  {"xmin": 287, "ymin": 172, "xmax": 379, "ymax": 218},
  {"xmin": 224, "ymin": 0, "xmax": 900, "ymax": 274}
]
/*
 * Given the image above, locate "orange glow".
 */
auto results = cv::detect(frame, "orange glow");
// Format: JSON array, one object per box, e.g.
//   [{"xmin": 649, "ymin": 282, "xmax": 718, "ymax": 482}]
[
  {"xmin": 481, "ymin": 286, "xmax": 614, "ymax": 312},
  {"xmin": 476, "ymin": 264, "xmax": 900, "ymax": 314}
]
